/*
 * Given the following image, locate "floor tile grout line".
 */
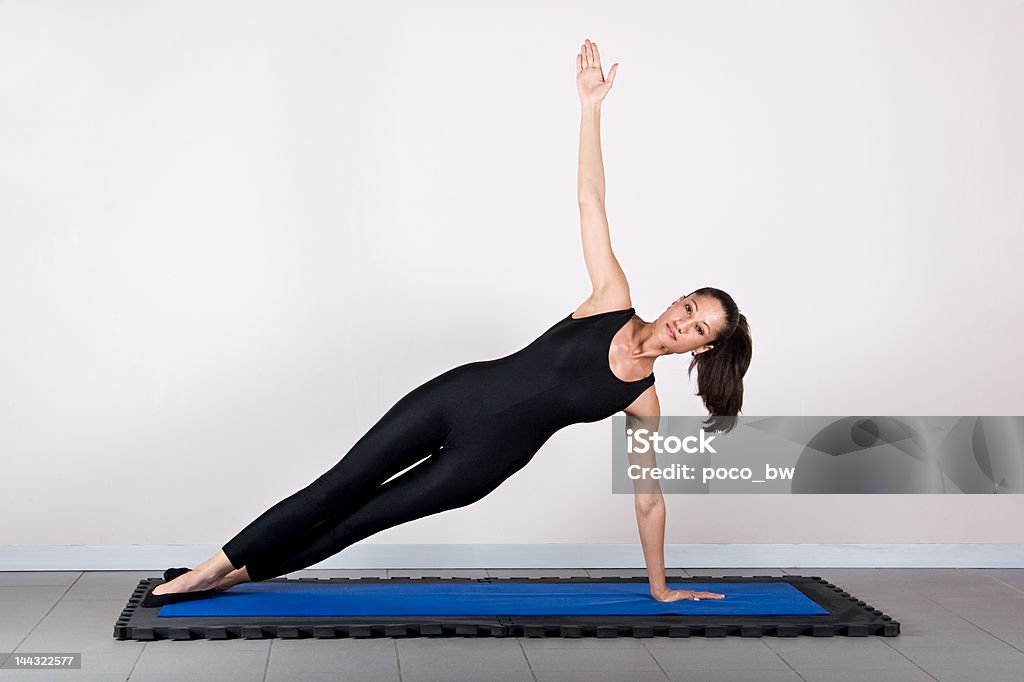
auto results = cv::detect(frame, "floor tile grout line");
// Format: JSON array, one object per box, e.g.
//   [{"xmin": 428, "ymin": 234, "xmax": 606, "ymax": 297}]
[
  {"xmin": 618, "ymin": 638, "xmax": 675, "ymax": 679},
  {"xmin": 126, "ymin": 641, "xmax": 147, "ymax": 680},
  {"xmin": 988, "ymin": 575, "xmax": 1024, "ymax": 595},
  {"xmin": 937, "ymin": 569, "xmax": 1024, "ymax": 595},
  {"xmin": 879, "ymin": 637, "xmax": 941, "ymax": 680},
  {"xmin": 514, "ymin": 637, "xmax": 539, "ymax": 682},
  {"xmin": 0, "ymin": 570, "xmax": 86, "ymax": 669},
  {"xmin": 919, "ymin": 591, "xmax": 1024, "ymax": 657},
  {"xmin": 260, "ymin": 637, "xmax": 273, "ymax": 682},
  {"xmin": 635, "ymin": 640, "xmax": 672, "ymax": 682},
  {"xmin": 394, "ymin": 638, "xmax": 403, "ymax": 682},
  {"xmin": 759, "ymin": 635, "xmax": 809, "ymax": 681}
]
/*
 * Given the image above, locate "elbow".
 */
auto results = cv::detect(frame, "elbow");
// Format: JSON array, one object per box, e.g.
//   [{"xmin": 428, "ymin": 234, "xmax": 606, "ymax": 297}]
[{"xmin": 635, "ymin": 495, "xmax": 665, "ymax": 516}]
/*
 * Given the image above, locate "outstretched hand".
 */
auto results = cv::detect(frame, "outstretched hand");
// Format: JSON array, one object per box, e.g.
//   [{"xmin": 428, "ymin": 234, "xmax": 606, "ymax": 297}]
[
  {"xmin": 651, "ymin": 587, "xmax": 726, "ymax": 602},
  {"xmin": 576, "ymin": 38, "xmax": 618, "ymax": 106}
]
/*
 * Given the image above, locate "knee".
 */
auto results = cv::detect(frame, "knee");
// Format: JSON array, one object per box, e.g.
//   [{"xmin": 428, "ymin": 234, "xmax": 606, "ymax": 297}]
[{"xmin": 304, "ymin": 479, "xmax": 372, "ymax": 518}]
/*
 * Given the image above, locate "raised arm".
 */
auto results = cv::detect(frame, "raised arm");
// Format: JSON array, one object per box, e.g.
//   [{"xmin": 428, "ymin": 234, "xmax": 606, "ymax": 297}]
[{"xmin": 574, "ymin": 39, "xmax": 630, "ymax": 314}]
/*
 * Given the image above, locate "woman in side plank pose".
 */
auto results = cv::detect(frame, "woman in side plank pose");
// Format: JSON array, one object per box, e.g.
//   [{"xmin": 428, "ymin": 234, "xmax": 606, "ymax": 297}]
[{"xmin": 144, "ymin": 38, "xmax": 751, "ymax": 608}]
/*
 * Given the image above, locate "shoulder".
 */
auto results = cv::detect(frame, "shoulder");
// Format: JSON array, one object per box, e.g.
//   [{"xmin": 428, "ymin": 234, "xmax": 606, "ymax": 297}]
[
  {"xmin": 623, "ymin": 383, "xmax": 660, "ymax": 417},
  {"xmin": 572, "ymin": 290, "xmax": 633, "ymax": 319}
]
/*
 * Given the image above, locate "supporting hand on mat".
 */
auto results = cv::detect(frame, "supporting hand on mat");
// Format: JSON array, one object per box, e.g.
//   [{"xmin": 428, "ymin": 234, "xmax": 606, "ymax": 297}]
[
  {"xmin": 576, "ymin": 38, "xmax": 618, "ymax": 107},
  {"xmin": 651, "ymin": 586, "xmax": 726, "ymax": 602}
]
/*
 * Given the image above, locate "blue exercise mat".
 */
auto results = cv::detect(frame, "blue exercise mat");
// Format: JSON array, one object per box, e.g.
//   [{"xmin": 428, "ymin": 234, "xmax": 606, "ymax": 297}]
[{"xmin": 157, "ymin": 581, "xmax": 829, "ymax": 617}]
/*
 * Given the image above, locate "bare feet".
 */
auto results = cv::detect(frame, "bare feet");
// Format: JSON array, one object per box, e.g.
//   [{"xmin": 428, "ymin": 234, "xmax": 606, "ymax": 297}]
[
  {"xmin": 214, "ymin": 567, "xmax": 250, "ymax": 591},
  {"xmin": 152, "ymin": 568, "xmax": 221, "ymax": 596},
  {"xmin": 152, "ymin": 550, "xmax": 244, "ymax": 595}
]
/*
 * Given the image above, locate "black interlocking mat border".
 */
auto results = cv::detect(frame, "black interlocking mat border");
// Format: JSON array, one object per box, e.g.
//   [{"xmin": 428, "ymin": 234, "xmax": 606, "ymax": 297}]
[{"xmin": 113, "ymin": 574, "xmax": 900, "ymax": 640}]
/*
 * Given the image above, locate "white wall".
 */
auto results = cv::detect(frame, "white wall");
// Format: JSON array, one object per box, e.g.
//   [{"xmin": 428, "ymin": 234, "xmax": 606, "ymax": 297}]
[{"xmin": 1, "ymin": 0, "xmax": 1022, "ymax": 557}]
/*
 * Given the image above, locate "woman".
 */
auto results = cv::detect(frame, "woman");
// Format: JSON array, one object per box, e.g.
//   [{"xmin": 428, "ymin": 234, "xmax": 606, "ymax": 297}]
[{"xmin": 144, "ymin": 39, "xmax": 752, "ymax": 608}]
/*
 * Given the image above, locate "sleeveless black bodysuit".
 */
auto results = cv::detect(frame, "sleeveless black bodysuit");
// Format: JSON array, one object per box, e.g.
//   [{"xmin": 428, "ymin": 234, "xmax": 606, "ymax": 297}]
[{"xmin": 223, "ymin": 307, "xmax": 655, "ymax": 581}]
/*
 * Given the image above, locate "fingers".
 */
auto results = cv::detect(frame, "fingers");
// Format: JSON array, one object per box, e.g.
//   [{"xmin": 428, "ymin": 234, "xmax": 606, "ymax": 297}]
[
  {"xmin": 674, "ymin": 590, "xmax": 725, "ymax": 601},
  {"xmin": 576, "ymin": 52, "xmax": 582, "ymax": 74},
  {"xmin": 661, "ymin": 589, "xmax": 724, "ymax": 603},
  {"xmin": 698, "ymin": 591, "xmax": 726, "ymax": 599},
  {"xmin": 580, "ymin": 39, "xmax": 600, "ymax": 70}
]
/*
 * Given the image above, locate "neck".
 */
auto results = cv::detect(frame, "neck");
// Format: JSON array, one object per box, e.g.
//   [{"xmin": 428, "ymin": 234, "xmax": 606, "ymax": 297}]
[{"xmin": 629, "ymin": 319, "xmax": 673, "ymax": 361}]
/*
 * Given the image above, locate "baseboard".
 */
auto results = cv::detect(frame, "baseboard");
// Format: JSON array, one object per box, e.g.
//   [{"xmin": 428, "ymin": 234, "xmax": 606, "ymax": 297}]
[{"xmin": 1, "ymin": 544, "xmax": 1023, "ymax": 570}]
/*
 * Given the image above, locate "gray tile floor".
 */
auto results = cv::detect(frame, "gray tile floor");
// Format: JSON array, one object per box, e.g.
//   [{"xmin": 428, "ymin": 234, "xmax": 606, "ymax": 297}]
[{"xmin": 1, "ymin": 568, "xmax": 1022, "ymax": 681}]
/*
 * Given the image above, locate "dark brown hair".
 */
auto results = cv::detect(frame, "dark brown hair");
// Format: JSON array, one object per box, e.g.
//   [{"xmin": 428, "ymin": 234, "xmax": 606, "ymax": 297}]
[{"xmin": 686, "ymin": 287, "xmax": 752, "ymax": 433}]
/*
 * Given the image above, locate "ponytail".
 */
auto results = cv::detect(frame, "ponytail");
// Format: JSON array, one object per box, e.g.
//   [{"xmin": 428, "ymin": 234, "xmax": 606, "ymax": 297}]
[{"xmin": 685, "ymin": 290, "xmax": 752, "ymax": 434}]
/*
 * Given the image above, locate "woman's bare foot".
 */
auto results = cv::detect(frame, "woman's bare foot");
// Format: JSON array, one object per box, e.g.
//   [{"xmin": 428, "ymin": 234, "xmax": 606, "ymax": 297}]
[
  {"xmin": 214, "ymin": 566, "xmax": 250, "ymax": 591},
  {"xmin": 152, "ymin": 569, "xmax": 219, "ymax": 595},
  {"xmin": 152, "ymin": 550, "xmax": 236, "ymax": 596}
]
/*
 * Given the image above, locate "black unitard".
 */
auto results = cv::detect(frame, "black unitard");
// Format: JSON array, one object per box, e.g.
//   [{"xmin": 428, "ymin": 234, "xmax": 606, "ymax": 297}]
[{"xmin": 221, "ymin": 307, "xmax": 655, "ymax": 581}]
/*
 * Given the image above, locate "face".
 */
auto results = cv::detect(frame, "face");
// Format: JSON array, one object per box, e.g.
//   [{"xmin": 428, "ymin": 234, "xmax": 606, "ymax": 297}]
[{"xmin": 657, "ymin": 294, "xmax": 726, "ymax": 355}]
